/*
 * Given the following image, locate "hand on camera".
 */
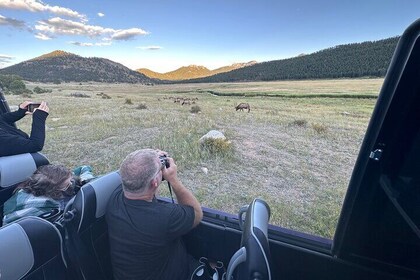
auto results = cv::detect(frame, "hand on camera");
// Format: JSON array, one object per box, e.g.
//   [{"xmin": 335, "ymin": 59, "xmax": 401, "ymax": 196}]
[
  {"xmin": 162, "ymin": 157, "xmax": 178, "ymax": 183},
  {"xmin": 34, "ymin": 101, "xmax": 49, "ymax": 113},
  {"xmin": 20, "ymin": 101, "xmax": 32, "ymax": 111},
  {"xmin": 22, "ymin": 101, "xmax": 49, "ymax": 114}
]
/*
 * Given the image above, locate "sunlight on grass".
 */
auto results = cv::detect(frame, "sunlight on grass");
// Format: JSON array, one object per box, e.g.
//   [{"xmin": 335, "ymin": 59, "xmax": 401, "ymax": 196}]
[{"xmin": 6, "ymin": 79, "xmax": 379, "ymax": 238}]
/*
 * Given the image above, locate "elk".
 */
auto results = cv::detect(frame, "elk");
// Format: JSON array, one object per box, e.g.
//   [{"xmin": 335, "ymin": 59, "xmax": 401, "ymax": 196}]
[{"xmin": 235, "ymin": 103, "xmax": 250, "ymax": 112}]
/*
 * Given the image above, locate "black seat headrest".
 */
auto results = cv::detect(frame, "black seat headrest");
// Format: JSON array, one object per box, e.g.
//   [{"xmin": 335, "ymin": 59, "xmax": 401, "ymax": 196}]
[
  {"xmin": 226, "ymin": 198, "xmax": 272, "ymax": 280},
  {"xmin": 71, "ymin": 171, "xmax": 121, "ymax": 233}
]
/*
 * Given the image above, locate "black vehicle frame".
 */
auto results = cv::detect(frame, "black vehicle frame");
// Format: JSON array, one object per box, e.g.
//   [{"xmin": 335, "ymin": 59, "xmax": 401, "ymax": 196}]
[{"xmin": 184, "ymin": 18, "xmax": 420, "ymax": 280}]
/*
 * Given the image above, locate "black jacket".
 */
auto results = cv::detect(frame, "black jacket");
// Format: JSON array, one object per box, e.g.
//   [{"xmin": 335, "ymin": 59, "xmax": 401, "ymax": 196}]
[{"xmin": 0, "ymin": 108, "xmax": 48, "ymax": 157}]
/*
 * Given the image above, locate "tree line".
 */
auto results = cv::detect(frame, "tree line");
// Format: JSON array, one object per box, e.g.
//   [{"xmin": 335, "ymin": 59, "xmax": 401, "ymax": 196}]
[
  {"xmin": 181, "ymin": 37, "xmax": 399, "ymax": 83},
  {"xmin": 0, "ymin": 36, "xmax": 400, "ymax": 84},
  {"xmin": 0, "ymin": 74, "xmax": 51, "ymax": 95}
]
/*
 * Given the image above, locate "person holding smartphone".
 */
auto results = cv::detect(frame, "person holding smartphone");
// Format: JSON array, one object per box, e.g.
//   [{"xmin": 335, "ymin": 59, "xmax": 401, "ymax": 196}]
[{"xmin": 0, "ymin": 101, "xmax": 49, "ymax": 157}]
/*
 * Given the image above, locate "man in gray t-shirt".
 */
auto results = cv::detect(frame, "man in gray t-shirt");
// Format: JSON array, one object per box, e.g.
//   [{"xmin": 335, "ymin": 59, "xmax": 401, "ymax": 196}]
[{"xmin": 106, "ymin": 149, "xmax": 203, "ymax": 280}]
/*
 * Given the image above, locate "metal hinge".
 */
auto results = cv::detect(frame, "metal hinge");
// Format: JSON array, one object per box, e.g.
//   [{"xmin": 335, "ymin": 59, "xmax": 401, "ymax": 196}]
[{"xmin": 369, "ymin": 149, "xmax": 383, "ymax": 161}]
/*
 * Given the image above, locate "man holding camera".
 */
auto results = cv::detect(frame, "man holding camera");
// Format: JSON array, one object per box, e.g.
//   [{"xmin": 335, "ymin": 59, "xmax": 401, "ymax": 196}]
[
  {"xmin": 0, "ymin": 101, "xmax": 49, "ymax": 157},
  {"xmin": 106, "ymin": 148, "xmax": 203, "ymax": 280}
]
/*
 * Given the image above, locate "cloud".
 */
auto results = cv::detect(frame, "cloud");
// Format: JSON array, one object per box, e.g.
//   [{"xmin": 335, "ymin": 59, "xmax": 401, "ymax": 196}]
[
  {"xmin": 0, "ymin": 14, "xmax": 26, "ymax": 29},
  {"xmin": 0, "ymin": 0, "xmax": 86, "ymax": 21},
  {"xmin": 0, "ymin": 2, "xmax": 149, "ymax": 45},
  {"xmin": 111, "ymin": 28, "xmax": 149, "ymax": 41},
  {"xmin": 35, "ymin": 32, "xmax": 52, "ymax": 40},
  {"xmin": 137, "ymin": 46, "xmax": 163, "ymax": 51},
  {"xmin": 35, "ymin": 17, "xmax": 148, "ymax": 42},
  {"xmin": 0, "ymin": 54, "xmax": 14, "ymax": 68},
  {"xmin": 0, "ymin": 54, "xmax": 14, "ymax": 63},
  {"xmin": 69, "ymin": 41, "xmax": 112, "ymax": 47},
  {"xmin": 35, "ymin": 17, "xmax": 114, "ymax": 37},
  {"xmin": 70, "ymin": 41, "xmax": 94, "ymax": 47}
]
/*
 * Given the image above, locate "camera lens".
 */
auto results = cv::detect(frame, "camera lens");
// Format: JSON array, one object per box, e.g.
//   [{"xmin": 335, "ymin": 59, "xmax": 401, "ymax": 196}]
[{"xmin": 159, "ymin": 155, "xmax": 170, "ymax": 168}]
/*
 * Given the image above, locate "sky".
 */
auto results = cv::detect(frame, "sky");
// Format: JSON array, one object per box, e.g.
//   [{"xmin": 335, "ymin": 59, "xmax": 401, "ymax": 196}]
[{"xmin": 0, "ymin": 0, "xmax": 419, "ymax": 73}]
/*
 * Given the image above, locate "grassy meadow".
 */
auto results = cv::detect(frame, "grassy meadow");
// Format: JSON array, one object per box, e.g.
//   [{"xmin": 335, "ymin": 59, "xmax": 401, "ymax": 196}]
[{"xmin": 7, "ymin": 78, "xmax": 383, "ymax": 239}]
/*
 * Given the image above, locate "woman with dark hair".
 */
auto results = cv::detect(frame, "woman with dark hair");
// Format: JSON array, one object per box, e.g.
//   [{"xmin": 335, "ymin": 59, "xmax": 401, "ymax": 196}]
[{"xmin": 2, "ymin": 164, "xmax": 76, "ymax": 225}]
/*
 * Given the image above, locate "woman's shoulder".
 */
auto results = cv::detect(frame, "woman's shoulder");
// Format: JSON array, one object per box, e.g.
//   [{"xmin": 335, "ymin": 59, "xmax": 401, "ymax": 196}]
[{"xmin": 15, "ymin": 190, "xmax": 60, "ymax": 206}]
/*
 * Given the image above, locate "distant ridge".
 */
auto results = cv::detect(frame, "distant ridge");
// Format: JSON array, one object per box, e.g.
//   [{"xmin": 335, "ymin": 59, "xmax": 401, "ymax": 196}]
[
  {"xmin": 180, "ymin": 37, "xmax": 400, "ymax": 83},
  {"xmin": 0, "ymin": 36, "xmax": 400, "ymax": 84},
  {"xmin": 0, "ymin": 50, "xmax": 156, "ymax": 84},
  {"xmin": 137, "ymin": 61, "xmax": 257, "ymax": 80}
]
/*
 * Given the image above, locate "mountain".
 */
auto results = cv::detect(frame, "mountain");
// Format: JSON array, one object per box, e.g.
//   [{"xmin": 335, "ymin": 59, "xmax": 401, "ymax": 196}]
[
  {"xmin": 211, "ymin": 61, "xmax": 257, "ymax": 75},
  {"xmin": 137, "ymin": 61, "xmax": 257, "ymax": 80},
  {"xmin": 0, "ymin": 37, "xmax": 399, "ymax": 84},
  {"xmin": 137, "ymin": 65, "xmax": 211, "ymax": 80},
  {"xmin": 0, "ymin": 50, "xmax": 156, "ymax": 84},
  {"xmin": 180, "ymin": 37, "xmax": 399, "ymax": 83}
]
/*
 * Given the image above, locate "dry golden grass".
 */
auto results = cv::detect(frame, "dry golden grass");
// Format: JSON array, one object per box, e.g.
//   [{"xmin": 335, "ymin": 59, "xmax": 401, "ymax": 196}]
[{"xmin": 6, "ymin": 78, "xmax": 382, "ymax": 238}]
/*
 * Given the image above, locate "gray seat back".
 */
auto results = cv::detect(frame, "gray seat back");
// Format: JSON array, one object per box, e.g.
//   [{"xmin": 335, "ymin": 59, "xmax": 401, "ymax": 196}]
[
  {"xmin": 0, "ymin": 153, "xmax": 49, "ymax": 225},
  {"xmin": 0, "ymin": 153, "xmax": 49, "ymax": 188},
  {"xmin": 226, "ymin": 198, "xmax": 272, "ymax": 280},
  {"xmin": 0, "ymin": 216, "xmax": 67, "ymax": 280},
  {"xmin": 66, "ymin": 171, "xmax": 122, "ymax": 280}
]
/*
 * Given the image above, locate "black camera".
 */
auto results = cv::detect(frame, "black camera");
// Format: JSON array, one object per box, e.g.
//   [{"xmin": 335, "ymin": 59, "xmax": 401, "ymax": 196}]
[
  {"xmin": 27, "ymin": 103, "xmax": 41, "ymax": 112},
  {"xmin": 159, "ymin": 155, "xmax": 170, "ymax": 169}
]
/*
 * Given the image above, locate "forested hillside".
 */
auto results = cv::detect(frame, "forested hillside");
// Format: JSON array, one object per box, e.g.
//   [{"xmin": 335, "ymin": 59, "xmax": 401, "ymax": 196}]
[
  {"xmin": 181, "ymin": 37, "xmax": 399, "ymax": 83},
  {"xmin": 0, "ymin": 51, "xmax": 156, "ymax": 84},
  {"xmin": 0, "ymin": 37, "xmax": 399, "ymax": 84}
]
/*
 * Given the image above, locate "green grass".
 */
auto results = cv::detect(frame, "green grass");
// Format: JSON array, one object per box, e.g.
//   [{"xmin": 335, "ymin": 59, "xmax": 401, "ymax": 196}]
[{"xmin": 6, "ymin": 78, "xmax": 381, "ymax": 238}]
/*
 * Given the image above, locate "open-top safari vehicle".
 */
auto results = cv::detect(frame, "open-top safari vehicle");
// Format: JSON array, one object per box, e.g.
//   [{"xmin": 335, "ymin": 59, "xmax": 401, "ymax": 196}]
[{"xmin": 0, "ymin": 19, "xmax": 419, "ymax": 280}]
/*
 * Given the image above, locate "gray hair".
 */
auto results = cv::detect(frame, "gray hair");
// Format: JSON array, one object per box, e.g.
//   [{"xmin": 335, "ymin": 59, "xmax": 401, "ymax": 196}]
[{"xmin": 119, "ymin": 149, "xmax": 160, "ymax": 194}]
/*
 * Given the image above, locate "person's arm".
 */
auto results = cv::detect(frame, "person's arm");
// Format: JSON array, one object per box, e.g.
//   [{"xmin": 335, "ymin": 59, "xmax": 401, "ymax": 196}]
[
  {"xmin": 28, "ymin": 109, "xmax": 49, "ymax": 150},
  {"xmin": 0, "ymin": 101, "xmax": 41, "ymax": 124},
  {"xmin": 0, "ymin": 108, "xmax": 49, "ymax": 156},
  {"xmin": 0, "ymin": 108, "xmax": 26, "ymax": 124},
  {"xmin": 163, "ymin": 157, "xmax": 203, "ymax": 227}
]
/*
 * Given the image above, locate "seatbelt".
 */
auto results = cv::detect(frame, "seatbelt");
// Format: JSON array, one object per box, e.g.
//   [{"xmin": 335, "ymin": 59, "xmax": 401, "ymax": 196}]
[{"xmin": 56, "ymin": 209, "xmax": 105, "ymax": 280}]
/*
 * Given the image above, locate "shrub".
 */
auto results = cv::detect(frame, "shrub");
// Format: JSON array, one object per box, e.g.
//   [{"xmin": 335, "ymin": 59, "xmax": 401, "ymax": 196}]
[
  {"xmin": 33, "ymin": 86, "xmax": 42, "ymax": 94},
  {"xmin": 70, "ymin": 92, "xmax": 90, "ymax": 98},
  {"xmin": 190, "ymin": 105, "xmax": 201, "ymax": 113},
  {"xmin": 9, "ymin": 79, "xmax": 26, "ymax": 94},
  {"xmin": 21, "ymin": 93, "xmax": 32, "ymax": 98},
  {"xmin": 201, "ymin": 138, "xmax": 232, "ymax": 155},
  {"xmin": 312, "ymin": 123, "xmax": 328, "ymax": 134},
  {"xmin": 125, "ymin": 98, "xmax": 133, "ymax": 105},
  {"xmin": 136, "ymin": 103, "xmax": 147, "ymax": 110},
  {"xmin": 0, "ymin": 74, "xmax": 24, "ymax": 89},
  {"xmin": 33, "ymin": 86, "xmax": 52, "ymax": 94},
  {"xmin": 290, "ymin": 119, "xmax": 307, "ymax": 127}
]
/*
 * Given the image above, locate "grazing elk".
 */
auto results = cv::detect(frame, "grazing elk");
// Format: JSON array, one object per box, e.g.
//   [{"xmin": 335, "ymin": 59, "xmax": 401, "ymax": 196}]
[{"xmin": 235, "ymin": 103, "xmax": 250, "ymax": 112}]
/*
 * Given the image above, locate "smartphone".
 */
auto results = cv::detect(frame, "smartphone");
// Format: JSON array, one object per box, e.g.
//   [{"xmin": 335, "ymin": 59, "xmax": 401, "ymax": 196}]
[{"xmin": 27, "ymin": 103, "xmax": 41, "ymax": 112}]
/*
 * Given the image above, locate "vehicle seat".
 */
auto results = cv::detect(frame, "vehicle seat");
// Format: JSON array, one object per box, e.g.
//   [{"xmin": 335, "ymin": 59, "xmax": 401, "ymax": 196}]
[
  {"xmin": 0, "ymin": 153, "xmax": 49, "ymax": 225},
  {"xmin": 0, "ymin": 216, "xmax": 67, "ymax": 280},
  {"xmin": 225, "ymin": 198, "xmax": 272, "ymax": 280},
  {"xmin": 64, "ymin": 171, "xmax": 121, "ymax": 280}
]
